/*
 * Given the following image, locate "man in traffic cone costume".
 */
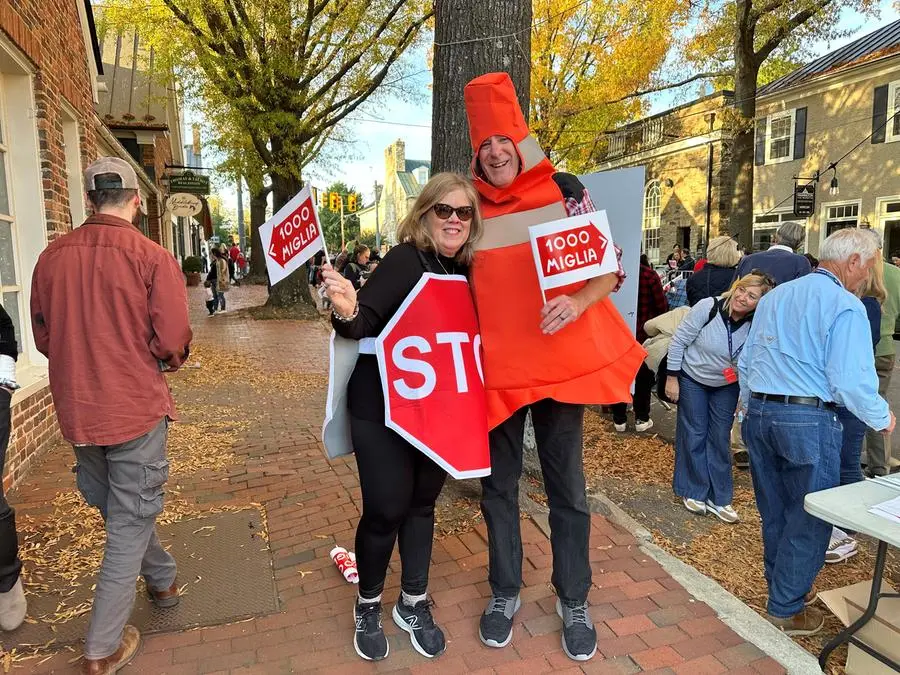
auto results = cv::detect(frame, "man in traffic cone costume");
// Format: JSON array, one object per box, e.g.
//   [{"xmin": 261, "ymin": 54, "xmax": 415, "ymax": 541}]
[{"xmin": 465, "ymin": 72, "xmax": 645, "ymax": 662}]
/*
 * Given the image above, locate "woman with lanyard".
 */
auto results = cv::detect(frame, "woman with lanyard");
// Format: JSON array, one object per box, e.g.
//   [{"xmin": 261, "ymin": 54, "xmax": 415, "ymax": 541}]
[
  {"xmin": 665, "ymin": 272, "xmax": 775, "ymax": 522},
  {"xmin": 321, "ymin": 173, "xmax": 483, "ymax": 663}
]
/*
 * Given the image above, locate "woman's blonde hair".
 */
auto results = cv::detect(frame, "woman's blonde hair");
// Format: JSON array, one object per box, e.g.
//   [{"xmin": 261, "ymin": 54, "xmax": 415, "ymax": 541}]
[
  {"xmin": 721, "ymin": 271, "xmax": 775, "ymax": 314},
  {"xmin": 395, "ymin": 172, "xmax": 483, "ymax": 264},
  {"xmin": 860, "ymin": 254, "xmax": 887, "ymax": 304},
  {"xmin": 705, "ymin": 235, "xmax": 742, "ymax": 268}
]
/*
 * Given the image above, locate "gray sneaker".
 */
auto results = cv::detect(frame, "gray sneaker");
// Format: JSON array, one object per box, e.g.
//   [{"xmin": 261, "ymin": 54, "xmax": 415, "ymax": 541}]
[
  {"xmin": 479, "ymin": 594, "xmax": 521, "ymax": 648},
  {"xmin": 556, "ymin": 598, "xmax": 597, "ymax": 661}
]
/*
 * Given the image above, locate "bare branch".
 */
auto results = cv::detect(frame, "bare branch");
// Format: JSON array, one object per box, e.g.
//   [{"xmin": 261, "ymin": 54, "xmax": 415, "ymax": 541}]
[{"xmin": 604, "ymin": 71, "xmax": 731, "ymax": 106}]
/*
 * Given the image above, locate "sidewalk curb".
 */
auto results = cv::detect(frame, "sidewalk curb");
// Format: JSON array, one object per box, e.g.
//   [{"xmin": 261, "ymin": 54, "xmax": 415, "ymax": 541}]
[{"xmin": 587, "ymin": 490, "xmax": 823, "ymax": 674}]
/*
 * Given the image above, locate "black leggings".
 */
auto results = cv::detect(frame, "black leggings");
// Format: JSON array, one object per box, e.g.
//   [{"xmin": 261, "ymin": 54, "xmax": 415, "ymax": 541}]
[
  {"xmin": 611, "ymin": 362, "xmax": 656, "ymax": 424},
  {"xmin": 351, "ymin": 415, "xmax": 447, "ymax": 599}
]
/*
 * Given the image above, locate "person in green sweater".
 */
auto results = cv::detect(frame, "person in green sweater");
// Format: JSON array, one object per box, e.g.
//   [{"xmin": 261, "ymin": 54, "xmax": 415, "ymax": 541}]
[{"xmin": 866, "ymin": 238, "xmax": 900, "ymax": 477}]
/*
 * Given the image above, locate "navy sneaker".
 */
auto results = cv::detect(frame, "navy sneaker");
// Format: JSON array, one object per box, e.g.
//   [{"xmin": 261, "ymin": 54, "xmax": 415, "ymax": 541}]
[
  {"xmin": 479, "ymin": 594, "xmax": 521, "ymax": 648},
  {"xmin": 354, "ymin": 599, "xmax": 388, "ymax": 661},
  {"xmin": 556, "ymin": 598, "xmax": 597, "ymax": 661},
  {"xmin": 392, "ymin": 595, "xmax": 446, "ymax": 658}
]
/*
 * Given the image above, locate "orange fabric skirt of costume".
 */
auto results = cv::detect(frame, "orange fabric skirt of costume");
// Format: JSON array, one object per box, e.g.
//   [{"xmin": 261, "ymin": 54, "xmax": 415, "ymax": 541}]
[{"xmin": 472, "ymin": 241, "xmax": 647, "ymax": 430}]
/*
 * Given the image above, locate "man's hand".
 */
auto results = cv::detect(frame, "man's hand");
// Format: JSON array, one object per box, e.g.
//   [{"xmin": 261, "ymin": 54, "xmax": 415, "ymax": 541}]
[
  {"xmin": 882, "ymin": 411, "xmax": 896, "ymax": 435},
  {"xmin": 540, "ymin": 295, "xmax": 583, "ymax": 335},
  {"xmin": 665, "ymin": 376, "xmax": 680, "ymax": 402}
]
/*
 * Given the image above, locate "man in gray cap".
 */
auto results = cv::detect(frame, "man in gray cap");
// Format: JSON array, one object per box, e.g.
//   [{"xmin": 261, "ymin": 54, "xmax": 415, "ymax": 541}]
[{"xmin": 30, "ymin": 157, "xmax": 192, "ymax": 675}]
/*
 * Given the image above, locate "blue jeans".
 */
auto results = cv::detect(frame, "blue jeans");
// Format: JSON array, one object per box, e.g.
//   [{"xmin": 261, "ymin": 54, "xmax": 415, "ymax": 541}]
[
  {"xmin": 211, "ymin": 281, "xmax": 226, "ymax": 311},
  {"xmin": 743, "ymin": 399, "xmax": 840, "ymax": 618},
  {"xmin": 673, "ymin": 374, "xmax": 739, "ymax": 507},
  {"xmin": 836, "ymin": 406, "xmax": 865, "ymax": 487}
]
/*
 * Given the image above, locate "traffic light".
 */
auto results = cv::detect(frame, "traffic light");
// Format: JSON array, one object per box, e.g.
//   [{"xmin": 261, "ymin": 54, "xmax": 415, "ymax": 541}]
[
  {"xmin": 318, "ymin": 189, "xmax": 328, "ymax": 209},
  {"xmin": 329, "ymin": 192, "xmax": 340, "ymax": 212},
  {"xmin": 347, "ymin": 194, "xmax": 357, "ymax": 212}
]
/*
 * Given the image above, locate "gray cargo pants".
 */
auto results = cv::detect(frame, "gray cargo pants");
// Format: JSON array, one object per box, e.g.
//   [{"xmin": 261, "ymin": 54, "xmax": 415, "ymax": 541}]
[{"xmin": 74, "ymin": 418, "xmax": 177, "ymax": 659}]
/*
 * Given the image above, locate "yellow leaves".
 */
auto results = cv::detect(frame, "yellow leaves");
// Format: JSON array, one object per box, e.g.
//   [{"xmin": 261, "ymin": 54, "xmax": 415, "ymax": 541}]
[{"xmin": 530, "ymin": 0, "xmax": 691, "ymax": 172}]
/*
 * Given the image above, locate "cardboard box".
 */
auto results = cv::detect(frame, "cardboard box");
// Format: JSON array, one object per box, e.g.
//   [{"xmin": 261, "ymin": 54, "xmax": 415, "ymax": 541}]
[{"xmin": 819, "ymin": 580, "xmax": 900, "ymax": 674}]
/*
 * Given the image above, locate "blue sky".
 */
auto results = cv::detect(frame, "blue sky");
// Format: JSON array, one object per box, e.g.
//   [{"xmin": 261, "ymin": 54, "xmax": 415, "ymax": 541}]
[{"xmin": 208, "ymin": 0, "xmax": 899, "ymax": 212}]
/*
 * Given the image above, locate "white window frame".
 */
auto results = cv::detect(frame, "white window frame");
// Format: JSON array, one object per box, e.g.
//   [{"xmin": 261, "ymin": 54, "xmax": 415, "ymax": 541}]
[
  {"xmin": 765, "ymin": 109, "xmax": 796, "ymax": 165},
  {"xmin": 642, "ymin": 180, "xmax": 661, "ymax": 264},
  {"xmin": 888, "ymin": 80, "xmax": 900, "ymax": 143},
  {"xmin": 60, "ymin": 102, "xmax": 85, "ymax": 228},
  {"xmin": 0, "ymin": 35, "xmax": 51, "ymax": 396},
  {"xmin": 819, "ymin": 199, "xmax": 862, "ymax": 249},
  {"xmin": 876, "ymin": 195, "xmax": 900, "ymax": 252},
  {"xmin": 752, "ymin": 210, "xmax": 807, "ymax": 253}
]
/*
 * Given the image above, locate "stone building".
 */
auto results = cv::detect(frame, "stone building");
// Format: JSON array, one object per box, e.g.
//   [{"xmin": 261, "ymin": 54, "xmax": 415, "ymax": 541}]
[
  {"xmin": 595, "ymin": 92, "xmax": 734, "ymax": 264},
  {"xmin": 753, "ymin": 20, "xmax": 900, "ymax": 256},
  {"xmin": 379, "ymin": 139, "xmax": 430, "ymax": 244}
]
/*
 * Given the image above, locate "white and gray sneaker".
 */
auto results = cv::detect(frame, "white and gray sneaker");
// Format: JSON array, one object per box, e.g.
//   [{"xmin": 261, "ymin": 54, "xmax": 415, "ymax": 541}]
[
  {"xmin": 614, "ymin": 422, "xmax": 627, "ymax": 433},
  {"xmin": 683, "ymin": 497, "xmax": 707, "ymax": 515},
  {"xmin": 825, "ymin": 528, "xmax": 858, "ymax": 564},
  {"xmin": 705, "ymin": 501, "xmax": 739, "ymax": 524},
  {"xmin": 556, "ymin": 598, "xmax": 597, "ymax": 661},
  {"xmin": 479, "ymin": 594, "xmax": 521, "ymax": 648},
  {"xmin": 353, "ymin": 599, "xmax": 388, "ymax": 661},
  {"xmin": 635, "ymin": 419, "xmax": 654, "ymax": 433}
]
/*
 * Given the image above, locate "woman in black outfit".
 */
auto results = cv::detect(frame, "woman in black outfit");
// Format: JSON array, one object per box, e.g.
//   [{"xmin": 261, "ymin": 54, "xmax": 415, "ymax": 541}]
[
  {"xmin": 686, "ymin": 235, "xmax": 743, "ymax": 306},
  {"xmin": 342, "ymin": 244, "xmax": 371, "ymax": 290},
  {"xmin": 322, "ymin": 173, "xmax": 483, "ymax": 663}
]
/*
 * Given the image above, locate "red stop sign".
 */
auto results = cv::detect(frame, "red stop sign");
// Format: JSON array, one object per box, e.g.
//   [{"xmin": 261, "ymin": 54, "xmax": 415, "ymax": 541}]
[{"xmin": 376, "ymin": 274, "xmax": 490, "ymax": 479}]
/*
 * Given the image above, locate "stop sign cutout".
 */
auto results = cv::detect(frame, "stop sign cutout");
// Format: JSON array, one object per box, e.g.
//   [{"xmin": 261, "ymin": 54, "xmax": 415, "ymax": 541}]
[{"xmin": 376, "ymin": 274, "xmax": 491, "ymax": 479}]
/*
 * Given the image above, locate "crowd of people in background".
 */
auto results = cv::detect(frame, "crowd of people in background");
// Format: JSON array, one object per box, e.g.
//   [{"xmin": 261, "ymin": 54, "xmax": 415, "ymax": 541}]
[{"xmin": 614, "ymin": 221, "xmax": 899, "ymax": 638}]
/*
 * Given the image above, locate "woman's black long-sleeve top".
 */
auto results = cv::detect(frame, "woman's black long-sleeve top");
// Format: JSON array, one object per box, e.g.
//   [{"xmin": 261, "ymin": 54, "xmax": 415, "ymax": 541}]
[{"xmin": 331, "ymin": 242, "xmax": 468, "ymax": 422}]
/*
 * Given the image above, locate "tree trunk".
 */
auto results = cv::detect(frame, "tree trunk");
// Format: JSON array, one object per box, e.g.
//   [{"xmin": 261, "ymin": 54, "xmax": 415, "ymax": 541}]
[
  {"xmin": 246, "ymin": 186, "xmax": 269, "ymax": 283},
  {"xmin": 431, "ymin": 0, "xmax": 532, "ymax": 174},
  {"xmin": 265, "ymin": 171, "xmax": 315, "ymax": 307},
  {"xmin": 728, "ymin": 0, "xmax": 760, "ymax": 249}
]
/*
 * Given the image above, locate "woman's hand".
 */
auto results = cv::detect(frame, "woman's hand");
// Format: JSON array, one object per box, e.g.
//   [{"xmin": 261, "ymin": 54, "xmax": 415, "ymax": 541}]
[
  {"xmin": 321, "ymin": 264, "xmax": 358, "ymax": 318},
  {"xmin": 665, "ymin": 376, "xmax": 680, "ymax": 402}
]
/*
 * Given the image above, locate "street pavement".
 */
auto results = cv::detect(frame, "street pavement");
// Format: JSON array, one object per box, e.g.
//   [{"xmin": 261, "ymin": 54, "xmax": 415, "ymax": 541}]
[{"xmin": 13, "ymin": 284, "xmax": 785, "ymax": 674}]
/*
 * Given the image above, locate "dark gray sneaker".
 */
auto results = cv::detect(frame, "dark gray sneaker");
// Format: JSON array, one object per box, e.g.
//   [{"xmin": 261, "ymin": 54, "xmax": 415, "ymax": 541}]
[
  {"xmin": 392, "ymin": 596, "xmax": 446, "ymax": 658},
  {"xmin": 479, "ymin": 594, "xmax": 521, "ymax": 648},
  {"xmin": 354, "ymin": 599, "xmax": 388, "ymax": 661},
  {"xmin": 556, "ymin": 598, "xmax": 597, "ymax": 661}
]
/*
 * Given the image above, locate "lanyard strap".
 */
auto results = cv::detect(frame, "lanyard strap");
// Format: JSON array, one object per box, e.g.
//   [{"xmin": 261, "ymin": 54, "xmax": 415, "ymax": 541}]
[{"xmin": 814, "ymin": 268, "xmax": 842, "ymax": 287}]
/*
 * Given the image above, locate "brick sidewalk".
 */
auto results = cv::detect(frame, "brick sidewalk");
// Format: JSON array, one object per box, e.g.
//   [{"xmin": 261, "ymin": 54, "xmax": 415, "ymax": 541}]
[{"xmin": 13, "ymin": 285, "xmax": 785, "ymax": 674}]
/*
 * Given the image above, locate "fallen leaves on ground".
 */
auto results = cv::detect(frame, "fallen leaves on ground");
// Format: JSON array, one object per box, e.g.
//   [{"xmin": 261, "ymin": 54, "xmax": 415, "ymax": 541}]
[{"xmin": 582, "ymin": 408, "xmax": 900, "ymax": 675}]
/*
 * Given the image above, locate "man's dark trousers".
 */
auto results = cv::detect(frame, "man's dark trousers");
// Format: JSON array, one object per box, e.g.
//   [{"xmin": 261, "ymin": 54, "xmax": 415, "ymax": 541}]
[
  {"xmin": 0, "ymin": 389, "xmax": 21, "ymax": 592},
  {"xmin": 480, "ymin": 398, "xmax": 591, "ymax": 603}
]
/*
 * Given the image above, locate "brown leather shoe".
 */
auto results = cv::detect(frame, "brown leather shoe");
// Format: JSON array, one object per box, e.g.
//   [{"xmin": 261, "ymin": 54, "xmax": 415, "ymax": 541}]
[
  {"xmin": 767, "ymin": 607, "xmax": 824, "ymax": 636},
  {"xmin": 148, "ymin": 582, "xmax": 180, "ymax": 608},
  {"xmin": 81, "ymin": 625, "xmax": 141, "ymax": 674}
]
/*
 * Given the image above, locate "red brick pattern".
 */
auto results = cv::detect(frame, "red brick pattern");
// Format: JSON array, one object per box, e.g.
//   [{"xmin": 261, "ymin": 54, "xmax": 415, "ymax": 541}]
[
  {"xmin": 14, "ymin": 287, "xmax": 787, "ymax": 673},
  {"xmin": 3, "ymin": 388, "xmax": 61, "ymax": 492}
]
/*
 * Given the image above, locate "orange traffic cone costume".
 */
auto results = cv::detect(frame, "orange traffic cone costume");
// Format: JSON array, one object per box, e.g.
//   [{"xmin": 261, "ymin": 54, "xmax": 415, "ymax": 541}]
[{"xmin": 464, "ymin": 73, "xmax": 646, "ymax": 429}]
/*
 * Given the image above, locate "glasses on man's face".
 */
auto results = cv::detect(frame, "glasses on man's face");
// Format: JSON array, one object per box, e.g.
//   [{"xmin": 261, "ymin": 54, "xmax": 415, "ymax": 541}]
[{"xmin": 432, "ymin": 203, "xmax": 474, "ymax": 222}]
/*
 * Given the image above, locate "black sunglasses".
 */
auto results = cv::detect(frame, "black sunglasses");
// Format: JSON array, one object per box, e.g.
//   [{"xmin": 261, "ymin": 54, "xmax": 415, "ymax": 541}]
[
  {"xmin": 749, "ymin": 268, "xmax": 777, "ymax": 287},
  {"xmin": 432, "ymin": 203, "xmax": 474, "ymax": 222}
]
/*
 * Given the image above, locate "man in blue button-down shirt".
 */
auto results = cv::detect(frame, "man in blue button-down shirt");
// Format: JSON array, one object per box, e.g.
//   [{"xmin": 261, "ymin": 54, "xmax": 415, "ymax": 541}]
[{"xmin": 738, "ymin": 228, "xmax": 895, "ymax": 637}]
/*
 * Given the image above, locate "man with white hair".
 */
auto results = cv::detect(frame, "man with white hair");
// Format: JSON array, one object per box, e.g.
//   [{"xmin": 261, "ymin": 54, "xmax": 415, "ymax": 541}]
[
  {"xmin": 735, "ymin": 221, "xmax": 811, "ymax": 285},
  {"xmin": 738, "ymin": 228, "xmax": 895, "ymax": 636}
]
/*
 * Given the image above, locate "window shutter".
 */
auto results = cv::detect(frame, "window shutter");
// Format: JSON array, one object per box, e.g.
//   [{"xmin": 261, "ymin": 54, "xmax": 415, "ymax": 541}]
[
  {"xmin": 755, "ymin": 118, "xmax": 767, "ymax": 166},
  {"xmin": 872, "ymin": 85, "xmax": 888, "ymax": 145},
  {"xmin": 793, "ymin": 107, "xmax": 807, "ymax": 159}
]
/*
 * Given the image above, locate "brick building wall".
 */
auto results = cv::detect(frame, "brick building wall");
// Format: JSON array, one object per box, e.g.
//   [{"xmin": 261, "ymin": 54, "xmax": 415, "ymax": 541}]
[{"xmin": 0, "ymin": 0, "xmax": 102, "ymax": 487}]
